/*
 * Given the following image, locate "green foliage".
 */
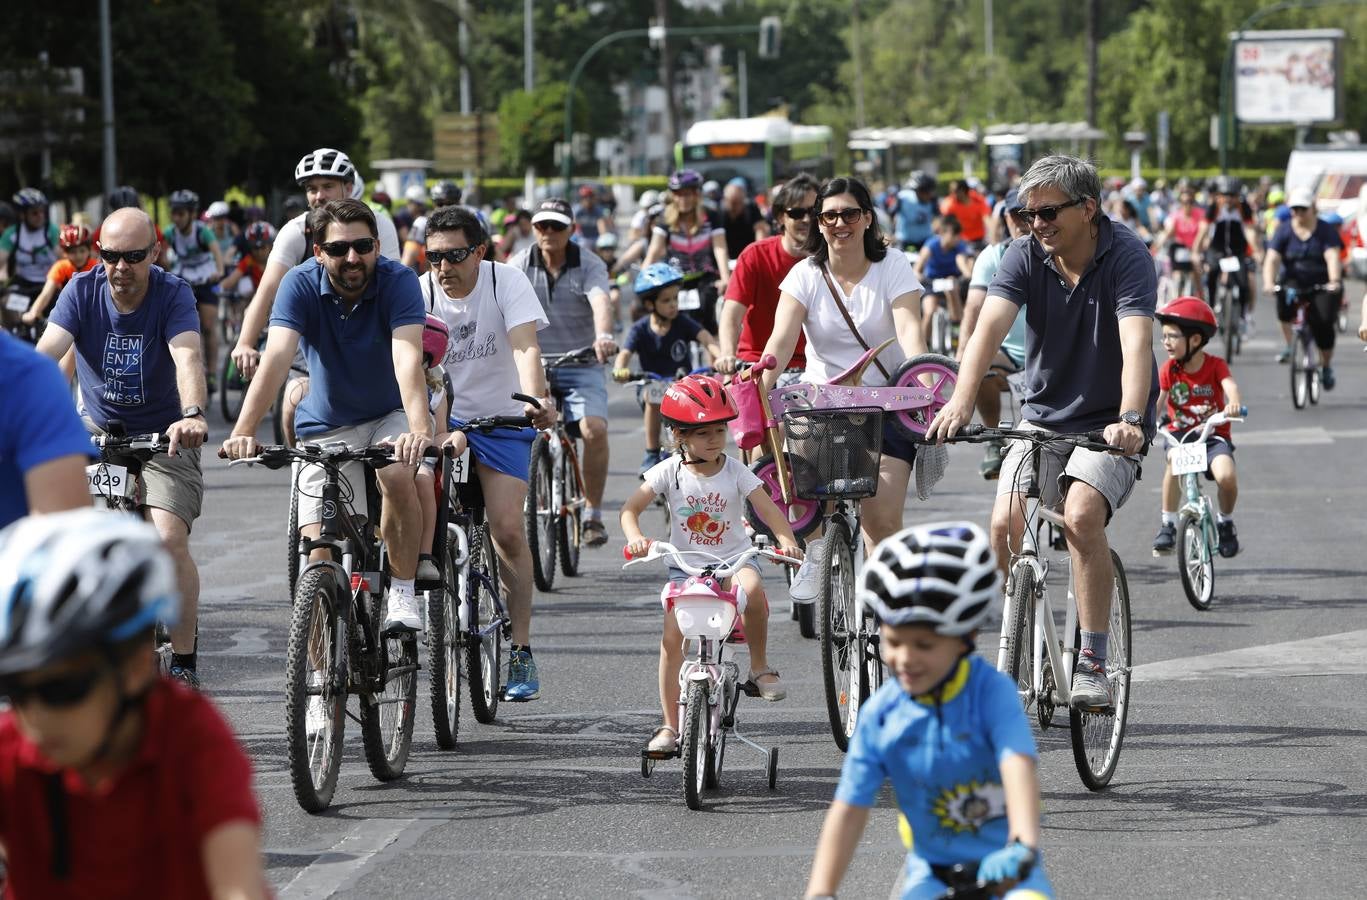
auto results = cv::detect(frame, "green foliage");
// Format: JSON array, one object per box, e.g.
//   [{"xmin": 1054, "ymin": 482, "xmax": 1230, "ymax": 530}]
[{"xmin": 499, "ymin": 83, "xmax": 591, "ymax": 173}]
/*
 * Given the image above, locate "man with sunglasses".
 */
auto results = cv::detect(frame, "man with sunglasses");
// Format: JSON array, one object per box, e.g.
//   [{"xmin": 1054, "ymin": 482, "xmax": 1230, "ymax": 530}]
[
  {"xmin": 37, "ymin": 207, "xmax": 210, "ymax": 688},
  {"xmin": 927, "ymin": 154, "xmax": 1158, "ymax": 712},
  {"xmin": 222, "ymin": 200, "xmax": 433, "ymax": 634},
  {"xmin": 509, "ymin": 197, "xmax": 618, "ymax": 548}
]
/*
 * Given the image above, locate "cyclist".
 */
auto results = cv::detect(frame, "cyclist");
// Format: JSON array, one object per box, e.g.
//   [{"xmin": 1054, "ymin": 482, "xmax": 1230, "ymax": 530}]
[
  {"xmin": 1195, "ymin": 175, "xmax": 1257, "ymax": 329},
  {"xmin": 510, "ymin": 197, "xmax": 618, "ymax": 548},
  {"xmin": 893, "ymin": 172, "xmax": 938, "ymax": 253},
  {"xmin": 420, "ymin": 205, "xmax": 557, "ymax": 702},
  {"xmin": 402, "ymin": 179, "xmax": 475, "ymax": 273},
  {"xmin": 720, "ymin": 178, "xmax": 770, "ymax": 261},
  {"xmin": 627, "ymin": 189, "xmax": 662, "ymax": 247},
  {"xmin": 1151, "ymin": 297, "xmax": 1243, "ymax": 558},
  {"xmin": 23, "ymin": 224, "xmax": 99, "ymax": 327},
  {"xmin": 621, "ymin": 374, "xmax": 805, "ymax": 754},
  {"xmin": 573, "ymin": 184, "xmax": 613, "ymax": 246},
  {"xmin": 912, "ymin": 213, "xmax": 972, "ymax": 344},
  {"xmin": 0, "ymin": 188, "xmax": 60, "ymax": 321},
  {"xmin": 219, "ymin": 221, "xmax": 275, "ymax": 300},
  {"xmin": 939, "ymin": 179, "xmax": 992, "ymax": 253},
  {"xmin": 927, "ymin": 154, "xmax": 1157, "ymax": 711},
  {"xmin": 161, "ymin": 190, "xmax": 225, "ymax": 392},
  {"xmin": 414, "ymin": 313, "xmax": 452, "ymax": 586},
  {"xmin": 205, "ymin": 199, "xmax": 239, "ymax": 269},
  {"xmin": 613, "ymin": 262, "xmax": 722, "ymax": 474},
  {"xmin": 0, "ymin": 510, "xmax": 267, "ymax": 900},
  {"xmin": 1151, "ymin": 180, "xmax": 1205, "ymax": 299},
  {"xmin": 644, "ymin": 169, "xmax": 731, "ymax": 337},
  {"xmin": 1264, "ymin": 187, "xmax": 1343, "ymax": 380},
  {"xmin": 497, "ymin": 208, "xmax": 534, "ymax": 260},
  {"xmin": 222, "ymin": 200, "xmax": 433, "ymax": 637},
  {"xmin": 806, "ymin": 521, "xmax": 1050, "ymax": 900}
]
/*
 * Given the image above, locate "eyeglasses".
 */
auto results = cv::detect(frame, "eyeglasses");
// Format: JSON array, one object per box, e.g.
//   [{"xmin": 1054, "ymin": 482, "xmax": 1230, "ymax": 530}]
[
  {"xmin": 319, "ymin": 238, "xmax": 377, "ymax": 257},
  {"xmin": 0, "ymin": 668, "xmax": 103, "ymax": 709},
  {"xmin": 533, "ymin": 220, "xmax": 569, "ymax": 233},
  {"xmin": 784, "ymin": 206, "xmax": 814, "ymax": 220},
  {"xmin": 426, "ymin": 247, "xmax": 477, "ymax": 266},
  {"xmin": 817, "ymin": 207, "xmax": 866, "ymax": 226},
  {"xmin": 1013, "ymin": 197, "xmax": 1084, "ymax": 224},
  {"xmin": 97, "ymin": 242, "xmax": 156, "ymax": 265},
  {"xmin": 1291, "ymin": 206, "xmax": 1310, "ymax": 213}
]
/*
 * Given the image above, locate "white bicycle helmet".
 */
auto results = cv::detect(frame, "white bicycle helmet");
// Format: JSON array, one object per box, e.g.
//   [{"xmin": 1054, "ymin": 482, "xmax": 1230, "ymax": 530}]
[
  {"xmin": 404, "ymin": 184, "xmax": 429, "ymax": 205},
  {"xmin": 295, "ymin": 147, "xmax": 355, "ymax": 186},
  {"xmin": 857, "ymin": 521, "xmax": 1000, "ymax": 636},
  {"xmin": 351, "ymin": 173, "xmax": 366, "ymax": 200},
  {"xmin": 0, "ymin": 510, "xmax": 178, "ymax": 676},
  {"xmin": 206, "ymin": 200, "xmax": 231, "ymax": 218}
]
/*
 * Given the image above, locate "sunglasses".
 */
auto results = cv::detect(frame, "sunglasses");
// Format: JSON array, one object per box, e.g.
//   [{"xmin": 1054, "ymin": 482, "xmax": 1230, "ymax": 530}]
[
  {"xmin": 0, "ymin": 668, "xmax": 103, "ymax": 709},
  {"xmin": 426, "ymin": 247, "xmax": 477, "ymax": 266},
  {"xmin": 784, "ymin": 206, "xmax": 814, "ymax": 220},
  {"xmin": 1291, "ymin": 206, "xmax": 1309, "ymax": 213},
  {"xmin": 533, "ymin": 220, "xmax": 569, "ymax": 233},
  {"xmin": 1013, "ymin": 197, "xmax": 1084, "ymax": 224},
  {"xmin": 97, "ymin": 242, "xmax": 156, "ymax": 265},
  {"xmin": 817, "ymin": 207, "xmax": 867, "ymax": 226},
  {"xmin": 319, "ymin": 238, "xmax": 377, "ymax": 257}
]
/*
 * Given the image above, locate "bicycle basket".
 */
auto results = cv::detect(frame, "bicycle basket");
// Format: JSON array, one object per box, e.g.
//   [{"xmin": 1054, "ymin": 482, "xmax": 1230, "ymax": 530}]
[{"xmin": 782, "ymin": 407, "xmax": 883, "ymax": 500}]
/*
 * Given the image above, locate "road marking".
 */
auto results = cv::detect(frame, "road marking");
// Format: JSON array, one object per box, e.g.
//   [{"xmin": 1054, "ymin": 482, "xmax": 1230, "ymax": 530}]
[
  {"xmin": 1131, "ymin": 629, "xmax": 1367, "ymax": 683},
  {"xmin": 278, "ymin": 818, "xmax": 423, "ymax": 899},
  {"xmin": 1233, "ymin": 426, "xmax": 1333, "ymax": 446}
]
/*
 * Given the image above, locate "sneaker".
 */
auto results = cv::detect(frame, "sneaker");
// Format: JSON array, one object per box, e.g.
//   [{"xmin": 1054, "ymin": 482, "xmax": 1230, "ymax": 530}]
[
  {"xmin": 1321, "ymin": 366, "xmax": 1336, "ymax": 391},
  {"xmin": 1071, "ymin": 650, "xmax": 1111, "ymax": 709},
  {"xmin": 168, "ymin": 665, "xmax": 200, "ymax": 690},
  {"xmin": 415, "ymin": 554, "xmax": 440, "ymax": 586},
  {"xmin": 306, "ymin": 672, "xmax": 326, "ymax": 738},
  {"xmin": 581, "ymin": 518, "xmax": 608, "ymax": 547},
  {"xmin": 1276, "ymin": 344, "xmax": 1291, "ymax": 364},
  {"xmin": 383, "ymin": 588, "xmax": 422, "ymax": 632},
  {"xmin": 1217, "ymin": 520, "xmax": 1239, "ymax": 558},
  {"xmin": 979, "ymin": 439, "xmax": 1005, "ymax": 480},
  {"xmin": 639, "ymin": 450, "xmax": 661, "ymax": 476},
  {"xmin": 503, "ymin": 649, "xmax": 540, "ymax": 701},
  {"xmin": 788, "ymin": 553, "xmax": 820, "ymax": 604},
  {"xmin": 1152, "ymin": 521, "xmax": 1176, "ymax": 555}
]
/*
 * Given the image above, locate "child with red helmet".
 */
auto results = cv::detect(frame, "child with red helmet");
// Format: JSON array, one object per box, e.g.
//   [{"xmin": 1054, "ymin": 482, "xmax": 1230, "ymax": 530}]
[
  {"xmin": 22, "ymin": 224, "xmax": 97, "ymax": 327},
  {"xmin": 1152, "ymin": 297, "xmax": 1244, "ymax": 558},
  {"xmin": 412, "ymin": 314, "xmax": 452, "ymax": 583},
  {"xmin": 621, "ymin": 374, "xmax": 805, "ymax": 754}
]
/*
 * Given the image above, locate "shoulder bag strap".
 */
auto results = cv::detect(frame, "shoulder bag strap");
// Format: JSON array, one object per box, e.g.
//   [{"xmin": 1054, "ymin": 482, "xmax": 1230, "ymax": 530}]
[{"xmin": 819, "ymin": 264, "xmax": 891, "ymax": 381}]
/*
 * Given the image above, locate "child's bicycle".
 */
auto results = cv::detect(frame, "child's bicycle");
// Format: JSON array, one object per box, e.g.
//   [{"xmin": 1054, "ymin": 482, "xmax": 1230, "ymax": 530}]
[
  {"xmin": 1152, "ymin": 409, "xmax": 1245, "ymax": 611},
  {"xmin": 624, "ymin": 540, "xmax": 797, "ymax": 811}
]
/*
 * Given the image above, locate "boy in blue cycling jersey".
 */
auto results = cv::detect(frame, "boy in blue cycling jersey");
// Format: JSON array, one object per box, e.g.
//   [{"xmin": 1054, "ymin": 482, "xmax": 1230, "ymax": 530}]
[{"xmin": 806, "ymin": 522, "xmax": 1051, "ymax": 900}]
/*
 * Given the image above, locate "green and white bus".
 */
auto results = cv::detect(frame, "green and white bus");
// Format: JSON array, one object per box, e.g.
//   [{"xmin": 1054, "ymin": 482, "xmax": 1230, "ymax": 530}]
[{"xmin": 675, "ymin": 117, "xmax": 834, "ymax": 194}]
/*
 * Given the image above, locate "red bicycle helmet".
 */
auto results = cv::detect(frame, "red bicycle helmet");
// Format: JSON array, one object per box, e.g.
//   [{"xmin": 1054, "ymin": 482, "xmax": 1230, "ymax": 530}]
[
  {"xmin": 244, "ymin": 221, "xmax": 276, "ymax": 247},
  {"xmin": 59, "ymin": 223, "xmax": 91, "ymax": 248},
  {"xmin": 660, "ymin": 374, "xmax": 737, "ymax": 428},
  {"xmin": 1155, "ymin": 296, "xmax": 1217, "ymax": 339},
  {"xmin": 422, "ymin": 314, "xmax": 450, "ymax": 367}
]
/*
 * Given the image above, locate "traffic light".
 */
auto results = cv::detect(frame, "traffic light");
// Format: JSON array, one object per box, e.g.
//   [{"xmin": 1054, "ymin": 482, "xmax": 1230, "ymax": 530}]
[{"xmin": 758, "ymin": 16, "xmax": 781, "ymax": 60}]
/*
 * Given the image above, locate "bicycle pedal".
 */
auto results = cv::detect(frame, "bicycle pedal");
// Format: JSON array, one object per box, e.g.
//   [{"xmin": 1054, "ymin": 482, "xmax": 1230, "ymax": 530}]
[
  {"xmin": 739, "ymin": 680, "xmax": 760, "ymax": 698},
  {"xmin": 641, "ymin": 748, "xmax": 679, "ymax": 761}
]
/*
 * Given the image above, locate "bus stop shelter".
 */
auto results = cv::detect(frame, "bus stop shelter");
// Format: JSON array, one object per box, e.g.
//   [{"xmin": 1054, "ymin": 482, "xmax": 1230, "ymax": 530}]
[{"xmin": 848, "ymin": 126, "xmax": 978, "ymax": 187}]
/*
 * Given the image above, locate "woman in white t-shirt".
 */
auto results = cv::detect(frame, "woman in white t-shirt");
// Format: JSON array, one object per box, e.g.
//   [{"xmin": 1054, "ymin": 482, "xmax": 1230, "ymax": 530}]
[
  {"xmin": 424, "ymin": 207, "xmax": 559, "ymax": 702},
  {"xmin": 761, "ymin": 176, "xmax": 927, "ymax": 548}
]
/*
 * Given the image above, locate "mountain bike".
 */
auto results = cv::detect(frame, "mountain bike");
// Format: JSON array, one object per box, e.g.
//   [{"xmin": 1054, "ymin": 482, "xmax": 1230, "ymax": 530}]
[
  {"xmin": 1211, "ymin": 255, "xmax": 1245, "ymax": 358},
  {"xmin": 1279, "ymin": 283, "xmax": 1336, "ymax": 410},
  {"xmin": 1153, "ymin": 410, "xmax": 1245, "ymax": 611},
  {"xmin": 525, "ymin": 346, "xmax": 594, "ymax": 591},
  {"xmin": 925, "ymin": 277, "xmax": 959, "ymax": 356},
  {"xmin": 948, "ymin": 425, "xmax": 1133, "ymax": 791}
]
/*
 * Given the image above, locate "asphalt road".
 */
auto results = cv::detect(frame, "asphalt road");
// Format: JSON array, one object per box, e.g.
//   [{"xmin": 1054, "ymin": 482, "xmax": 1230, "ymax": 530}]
[{"xmin": 195, "ymin": 288, "xmax": 1367, "ymax": 900}]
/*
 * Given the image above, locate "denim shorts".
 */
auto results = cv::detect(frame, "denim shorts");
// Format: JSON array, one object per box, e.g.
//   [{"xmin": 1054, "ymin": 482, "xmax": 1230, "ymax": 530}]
[
  {"xmin": 458, "ymin": 423, "xmax": 537, "ymax": 482},
  {"xmin": 548, "ymin": 365, "xmax": 609, "ymax": 423}
]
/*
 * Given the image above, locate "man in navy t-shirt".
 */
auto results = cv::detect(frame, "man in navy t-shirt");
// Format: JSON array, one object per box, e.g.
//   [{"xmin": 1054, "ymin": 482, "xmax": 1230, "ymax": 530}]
[
  {"xmin": 0, "ymin": 331, "xmax": 94, "ymax": 528},
  {"xmin": 221, "ymin": 199, "xmax": 432, "ymax": 634},
  {"xmin": 38, "ymin": 207, "xmax": 210, "ymax": 686}
]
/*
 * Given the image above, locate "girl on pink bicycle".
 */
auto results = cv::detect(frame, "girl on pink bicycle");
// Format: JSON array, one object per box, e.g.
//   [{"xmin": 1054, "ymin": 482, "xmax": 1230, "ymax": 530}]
[{"xmin": 621, "ymin": 374, "xmax": 809, "ymax": 754}]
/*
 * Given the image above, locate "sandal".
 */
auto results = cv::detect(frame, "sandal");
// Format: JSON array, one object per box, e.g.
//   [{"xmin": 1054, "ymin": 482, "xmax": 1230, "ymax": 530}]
[
  {"xmin": 749, "ymin": 668, "xmax": 786, "ymax": 702},
  {"xmin": 646, "ymin": 725, "xmax": 678, "ymax": 754}
]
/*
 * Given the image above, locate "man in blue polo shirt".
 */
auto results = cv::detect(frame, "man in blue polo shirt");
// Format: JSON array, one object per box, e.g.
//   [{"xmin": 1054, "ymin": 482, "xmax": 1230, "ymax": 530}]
[
  {"xmin": 222, "ymin": 199, "xmax": 432, "ymax": 633},
  {"xmin": 0, "ymin": 331, "xmax": 93, "ymax": 528}
]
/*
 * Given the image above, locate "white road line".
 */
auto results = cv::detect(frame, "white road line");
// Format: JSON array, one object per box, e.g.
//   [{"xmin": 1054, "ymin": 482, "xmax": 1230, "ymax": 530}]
[
  {"xmin": 1131, "ymin": 629, "xmax": 1367, "ymax": 683},
  {"xmin": 1233, "ymin": 426, "xmax": 1333, "ymax": 446},
  {"xmin": 278, "ymin": 818, "xmax": 422, "ymax": 900}
]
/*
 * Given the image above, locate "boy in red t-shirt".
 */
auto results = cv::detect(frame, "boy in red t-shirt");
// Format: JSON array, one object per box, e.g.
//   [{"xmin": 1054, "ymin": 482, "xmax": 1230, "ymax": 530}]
[
  {"xmin": 0, "ymin": 510, "xmax": 268, "ymax": 900},
  {"xmin": 1152, "ymin": 298, "xmax": 1244, "ymax": 559}
]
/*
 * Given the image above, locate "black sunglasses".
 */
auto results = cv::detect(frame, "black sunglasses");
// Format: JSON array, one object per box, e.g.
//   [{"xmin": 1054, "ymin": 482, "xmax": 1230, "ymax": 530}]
[
  {"xmin": 97, "ymin": 242, "xmax": 156, "ymax": 265},
  {"xmin": 1013, "ymin": 197, "xmax": 1084, "ymax": 224},
  {"xmin": 426, "ymin": 247, "xmax": 477, "ymax": 267},
  {"xmin": 784, "ymin": 206, "xmax": 814, "ymax": 220},
  {"xmin": 817, "ymin": 207, "xmax": 867, "ymax": 226},
  {"xmin": 319, "ymin": 238, "xmax": 377, "ymax": 258},
  {"xmin": 0, "ymin": 668, "xmax": 103, "ymax": 709},
  {"xmin": 1290, "ymin": 205, "xmax": 1309, "ymax": 213},
  {"xmin": 533, "ymin": 220, "xmax": 569, "ymax": 233}
]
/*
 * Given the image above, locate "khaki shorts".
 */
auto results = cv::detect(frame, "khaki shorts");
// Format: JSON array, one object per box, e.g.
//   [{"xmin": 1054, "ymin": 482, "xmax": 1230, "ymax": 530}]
[
  {"xmin": 85, "ymin": 419, "xmax": 204, "ymax": 531},
  {"xmin": 296, "ymin": 410, "xmax": 411, "ymax": 527},
  {"xmin": 995, "ymin": 421, "xmax": 1139, "ymax": 521}
]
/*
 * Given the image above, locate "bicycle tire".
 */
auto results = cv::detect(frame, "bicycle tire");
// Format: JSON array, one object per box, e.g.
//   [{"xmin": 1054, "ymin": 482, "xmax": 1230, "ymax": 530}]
[
  {"xmin": 273, "ymin": 378, "xmax": 288, "ymax": 445},
  {"xmin": 1219, "ymin": 287, "xmax": 1240, "ymax": 358},
  {"xmin": 796, "ymin": 598, "xmax": 818, "ymax": 640},
  {"xmin": 1069, "ymin": 549, "xmax": 1132, "ymax": 791},
  {"xmin": 466, "ymin": 523, "xmax": 503, "ymax": 724},
  {"xmin": 219, "ymin": 353, "xmax": 246, "ymax": 422},
  {"xmin": 557, "ymin": 444, "xmax": 584, "ymax": 576},
  {"xmin": 284, "ymin": 567, "xmax": 347, "ymax": 813},
  {"xmin": 931, "ymin": 307, "xmax": 950, "ymax": 355},
  {"xmin": 526, "ymin": 434, "xmax": 557, "ymax": 591},
  {"xmin": 746, "ymin": 454, "xmax": 820, "ymax": 541},
  {"xmin": 1290, "ymin": 335, "xmax": 1309, "ymax": 409},
  {"xmin": 360, "ymin": 591, "xmax": 418, "ymax": 782},
  {"xmin": 682, "ymin": 680, "xmax": 709, "ymax": 810},
  {"xmin": 704, "ymin": 680, "xmax": 729, "ymax": 789},
  {"xmin": 1176, "ymin": 509, "xmax": 1214, "ymax": 611},
  {"xmin": 286, "ymin": 465, "xmax": 301, "ymax": 598},
  {"xmin": 1307, "ymin": 339, "xmax": 1321, "ymax": 405},
  {"xmin": 428, "ymin": 532, "xmax": 463, "ymax": 749},
  {"xmin": 1004, "ymin": 565, "xmax": 1036, "ymax": 706},
  {"xmin": 817, "ymin": 521, "xmax": 859, "ymax": 751}
]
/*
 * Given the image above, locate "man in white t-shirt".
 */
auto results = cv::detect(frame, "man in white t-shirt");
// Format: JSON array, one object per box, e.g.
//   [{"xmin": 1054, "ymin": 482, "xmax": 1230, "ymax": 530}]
[{"xmin": 422, "ymin": 206, "xmax": 558, "ymax": 703}]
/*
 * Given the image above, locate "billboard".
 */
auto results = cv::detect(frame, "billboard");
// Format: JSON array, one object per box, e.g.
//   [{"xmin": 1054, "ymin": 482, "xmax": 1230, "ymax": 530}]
[{"xmin": 1233, "ymin": 30, "xmax": 1343, "ymax": 126}]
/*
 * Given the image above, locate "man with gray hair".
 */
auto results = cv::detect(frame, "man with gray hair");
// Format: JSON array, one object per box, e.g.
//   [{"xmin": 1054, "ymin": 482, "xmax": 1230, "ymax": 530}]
[{"xmin": 927, "ymin": 154, "xmax": 1158, "ymax": 710}]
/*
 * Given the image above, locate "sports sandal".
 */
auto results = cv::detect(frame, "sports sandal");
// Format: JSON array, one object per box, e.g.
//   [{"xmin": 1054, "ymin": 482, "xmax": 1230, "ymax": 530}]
[
  {"xmin": 646, "ymin": 725, "xmax": 678, "ymax": 754},
  {"xmin": 749, "ymin": 668, "xmax": 786, "ymax": 702}
]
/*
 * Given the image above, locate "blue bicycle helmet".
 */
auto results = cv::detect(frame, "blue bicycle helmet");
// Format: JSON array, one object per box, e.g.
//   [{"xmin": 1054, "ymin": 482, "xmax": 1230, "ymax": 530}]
[
  {"xmin": 634, "ymin": 262, "xmax": 685, "ymax": 299},
  {"xmin": 668, "ymin": 169, "xmax": 703, "ymax": 192},
  {"xmin": 12, "ymin": 188, "xmax": 46, "ymax": 209}
]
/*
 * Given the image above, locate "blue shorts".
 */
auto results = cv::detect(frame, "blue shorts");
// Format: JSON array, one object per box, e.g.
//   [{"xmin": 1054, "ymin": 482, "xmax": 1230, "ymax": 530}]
[
  {"xmin": 881, "ymin": 418, "xmax": 920, "ymax": 467},
  {"xmin": 454, "ymin": 421, "xmax": 537, "ymax": 481},
  {"xmin": 548, "ymin": 365, "xmax": 609, "ymax": 424},
  {"xmin": 899, "ymin": 853, "xmax": 1053, "ymax": 900}
]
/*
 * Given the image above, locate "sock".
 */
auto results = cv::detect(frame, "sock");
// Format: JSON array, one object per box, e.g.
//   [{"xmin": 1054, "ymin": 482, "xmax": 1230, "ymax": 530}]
[
  {"xmin": 390, "ymin": 578, "xmax": 414, "ymax": 596},
  {"xmin": 510, "ymin": 644, "xmax": 533, "ymax": 658},
  {"xmin": 1080, "ymin": 631, "xmax": 1107, "ymax": 666},
  {"xmin": 171, "ymin": 652, "xmax": 197, "ymax": 672},
  {"xmin": 587, "ymin": 507, "xmax": 602, "ymax": 522},
  {"xmin": 1217, "ymin": 513, "xmax": 1232, "ymax": 524},
  {"xmin": 1161, "ymin": 511, "xmax": 1176, "ymax": 526}
]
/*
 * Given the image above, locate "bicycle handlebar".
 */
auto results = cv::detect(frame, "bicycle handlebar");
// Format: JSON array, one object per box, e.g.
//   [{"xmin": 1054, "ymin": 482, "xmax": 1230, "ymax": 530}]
[
  {"xmin": 222, "ymin": 442, "xmax": 449, "ymax": 470},
  {"xmin": 543, "ymin": 346, "xmax": 602, "ymax": 368},
  {"xmin": 94, "ymin": 432, "xmax": 169, "ymax": 452},
  {"xmin": 622, "ymin": 540, "xmax": 797, "ymax": 576},
  {"xmin": 1152, "ymin": 408, "xmax": 1247, "ymax": 449},
  {"xmin": 948, "ymin": 424, "xmax": 1123, "ymax": 454}
]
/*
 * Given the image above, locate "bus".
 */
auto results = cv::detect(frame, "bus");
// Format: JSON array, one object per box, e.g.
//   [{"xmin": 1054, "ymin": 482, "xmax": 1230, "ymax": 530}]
[{"xmin": 675, "ymin": 117, "xmax": 834, "ymax": 194}]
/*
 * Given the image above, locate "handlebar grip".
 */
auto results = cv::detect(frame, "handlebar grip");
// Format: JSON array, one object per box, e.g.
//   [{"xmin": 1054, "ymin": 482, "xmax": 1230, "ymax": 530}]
[
  {"xmin": 1084, "ymin": 430, "xmax": 1108, "ymax": 445},
  {"xmin": 956, "ymin": 424, "xmax": 985, "ymax": 438},
  {"xmin": 513, "ymin": 392, "xmax": 541, "ymax": 409},
  {"xmin": 755, "ymin": 354, "xmax": 777, "ymax": 372},
  {"xmin": 1236, "ymin": 405, "xmax": 1248, "ymax": 417},
  {"xmin": 622, "ymin": 539, "xmax": 653, "ymax": 561},
  {"xmin": 217, "ymin": 448, "xmax": 228, "ymax": 459}
]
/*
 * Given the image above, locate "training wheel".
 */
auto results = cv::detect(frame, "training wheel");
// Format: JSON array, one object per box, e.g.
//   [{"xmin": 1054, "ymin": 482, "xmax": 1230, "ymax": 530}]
[
  {"xmin": 641, "ymin": 756, "xmax": 652, "ymax": 778},
  {"xmin": 767, "ymin": 747, "xmax": 779, "ymax": 790}
]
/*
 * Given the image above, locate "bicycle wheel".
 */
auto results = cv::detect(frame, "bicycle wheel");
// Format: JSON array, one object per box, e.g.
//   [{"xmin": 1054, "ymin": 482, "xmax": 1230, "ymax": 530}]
[
  {"xmin": 360, "ymin": 590, "xmax": 418, "ymax": 782},
  {"xmin": 681, "ymin": 680, "xmax": 709, "ymax": 810},
  {"xmin": 466, "ymin": 523, "xmax": 503, "ymax": 724},
  {"xmin": 286, "ymin": 465, "xmax": 301, "ymax": 598},
  {"xmin": 557, "ymin": 445, "xmax": 584, "ymax": 576},
  {"xmin": 931, "ymin": 307, "xmax": 950, "ymax": 355},
  {"xmin": 1307, "ymin": 339, "xmax": 1321, "ymax": 405},
  {"xmin": 1069, "ymin": 550, "xmax": 1132, "ymax": 791},
  {"xmin": 428, "ymin": 532, "xmax": 463, "ymax": 749},
  {"xmin": 746, "ymin": 454, "xmax": 820, "ymax": 541},
  {"xmin": 526, "ymin": 434, "xmax": 557, "ymax": 591},
  {"xmin": 817, "ymin": 521, "xmax": 860, "ymax": 751},
  {"xmin": 1003, "ymin": 565, "xmax": 1036, "ymax": 706},
  {"xmin": 1219, "ymin": 287, "xmax": 1240, "ymax": 358},
  {"xmin": 284, "ymin": 567, "xmax": 347, "ymax": 813},
  {"xmin": 218, "ymin": 353, "xmax": 244, "ymax": 422},
  {"xmin": 1290, "ymin": 335, "xmax": 1309, "ymax": 409},
  {"xmin": 704, "ymin": 680, "xmax": 730, "ymax": 789},
  {"xmin": 1176, "ymin": 508, "xmax": 1215, "ymax": 611}
]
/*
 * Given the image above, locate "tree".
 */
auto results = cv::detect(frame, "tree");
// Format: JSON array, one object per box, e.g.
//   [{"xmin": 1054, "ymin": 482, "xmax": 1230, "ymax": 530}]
[{"xmin": 498, "ymin": 82, "xmax": 590, "ymax": 173}]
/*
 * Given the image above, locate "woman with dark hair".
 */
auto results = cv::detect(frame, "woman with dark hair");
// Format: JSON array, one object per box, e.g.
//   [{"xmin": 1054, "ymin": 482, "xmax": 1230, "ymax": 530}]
[{"xmin": 759, "ymin": 175, "xmax": 927, "ymax": 549}]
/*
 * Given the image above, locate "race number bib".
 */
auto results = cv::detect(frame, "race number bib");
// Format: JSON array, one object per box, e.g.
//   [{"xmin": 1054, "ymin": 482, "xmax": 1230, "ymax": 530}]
[
  {"xmin": 931, "ymin": 277, "xmax": 957, "ymax": 295},
  {"xmin": 643, "ymin": 380, "xmax": 669, "ymax": 404},
  {"xmin": 5, "ymin": 291, "xmax": 30, "ymax": 313},
  {"xmin": 1173, "ymin": 247, "xmax": 1192, "ymax": 264},
  {"xmin": 1219, "ymin": 256, "xmax": 1242, "ymax": 274},
  {"xmin": 1168, "ymin": 441, "xmax": 1208, "ymax": 476},
  {"xmin": 450, "ymin": 447, "xmax": 472, "ymax": 483},
  {"xmin": 86, "ymin": 463, "xmax": 134, "ymax": 498},
  {"xmin": 677, "ymin": 288, "xmax": 702, "ymax": 311}
]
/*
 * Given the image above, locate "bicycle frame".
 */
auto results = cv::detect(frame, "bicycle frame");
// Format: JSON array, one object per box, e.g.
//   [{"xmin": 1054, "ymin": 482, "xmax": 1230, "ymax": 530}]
[
  {"xmin": 1001, "ymin": 500, "xmax": 1080, "ymax": 712},
  {"xmin": 443, "ymin": 459, "xmax": 510, "ymax": 646}
]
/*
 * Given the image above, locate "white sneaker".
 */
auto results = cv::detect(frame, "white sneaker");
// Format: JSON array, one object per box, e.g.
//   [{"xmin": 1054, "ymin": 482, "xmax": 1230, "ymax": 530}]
[
  {"xmin": 788, "ymin": 556, "xmax": 820, "ymax": 604},
  {"xmin": 306, "ymin": 673, "xmax": 326, "ymax": 738},
  {"xmin": 383, "ymin": 588, "xmax": 422, "ymax": 632}
]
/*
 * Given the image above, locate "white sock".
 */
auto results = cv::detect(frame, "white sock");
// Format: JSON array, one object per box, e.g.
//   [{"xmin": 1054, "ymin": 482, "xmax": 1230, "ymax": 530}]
[
  {"xmin": 1161, "ymin": 511, "xmax": 1176, "ymax": 526},
  {"xmin": 390, "ymin": 578, "xmax": 415, "ymax": 596},
  {"xmin": 1217, "ymin": 513, "xmax": 1232, "ymax": 524}
]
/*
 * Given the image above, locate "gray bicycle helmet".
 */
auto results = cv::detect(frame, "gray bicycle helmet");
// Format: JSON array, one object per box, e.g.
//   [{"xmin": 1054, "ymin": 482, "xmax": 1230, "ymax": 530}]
[
  {"xmin": 169, "ymin": 189, "xmax": 199, "ymax": 210},
  {"xmin": 857, "ymin": 521, "xmax": 1000, "ymax": 635},
  {"xmin": 295, "ymin": 147, "xmax": 355, "ymax": 186},
  {"xmin": 12, "ymin": 188, "xmax": 47, "ymax": 209},
  {"xmin": 108, "ymin": 185, "xmax": 140, "ymax": 210},
  {"xmin": 431, "ymin": 180, "xmax": 462, "ymax": 206}
]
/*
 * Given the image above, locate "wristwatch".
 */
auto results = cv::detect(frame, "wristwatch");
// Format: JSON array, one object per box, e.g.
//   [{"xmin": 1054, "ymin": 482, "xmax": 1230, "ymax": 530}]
[
  {"xmin": 182, "ymin": 405, "xmax": 205, "ymax": 419},
  {"xmin": 1119, "ymin": 410, "xmax": 1143, "ymax": 428}
]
